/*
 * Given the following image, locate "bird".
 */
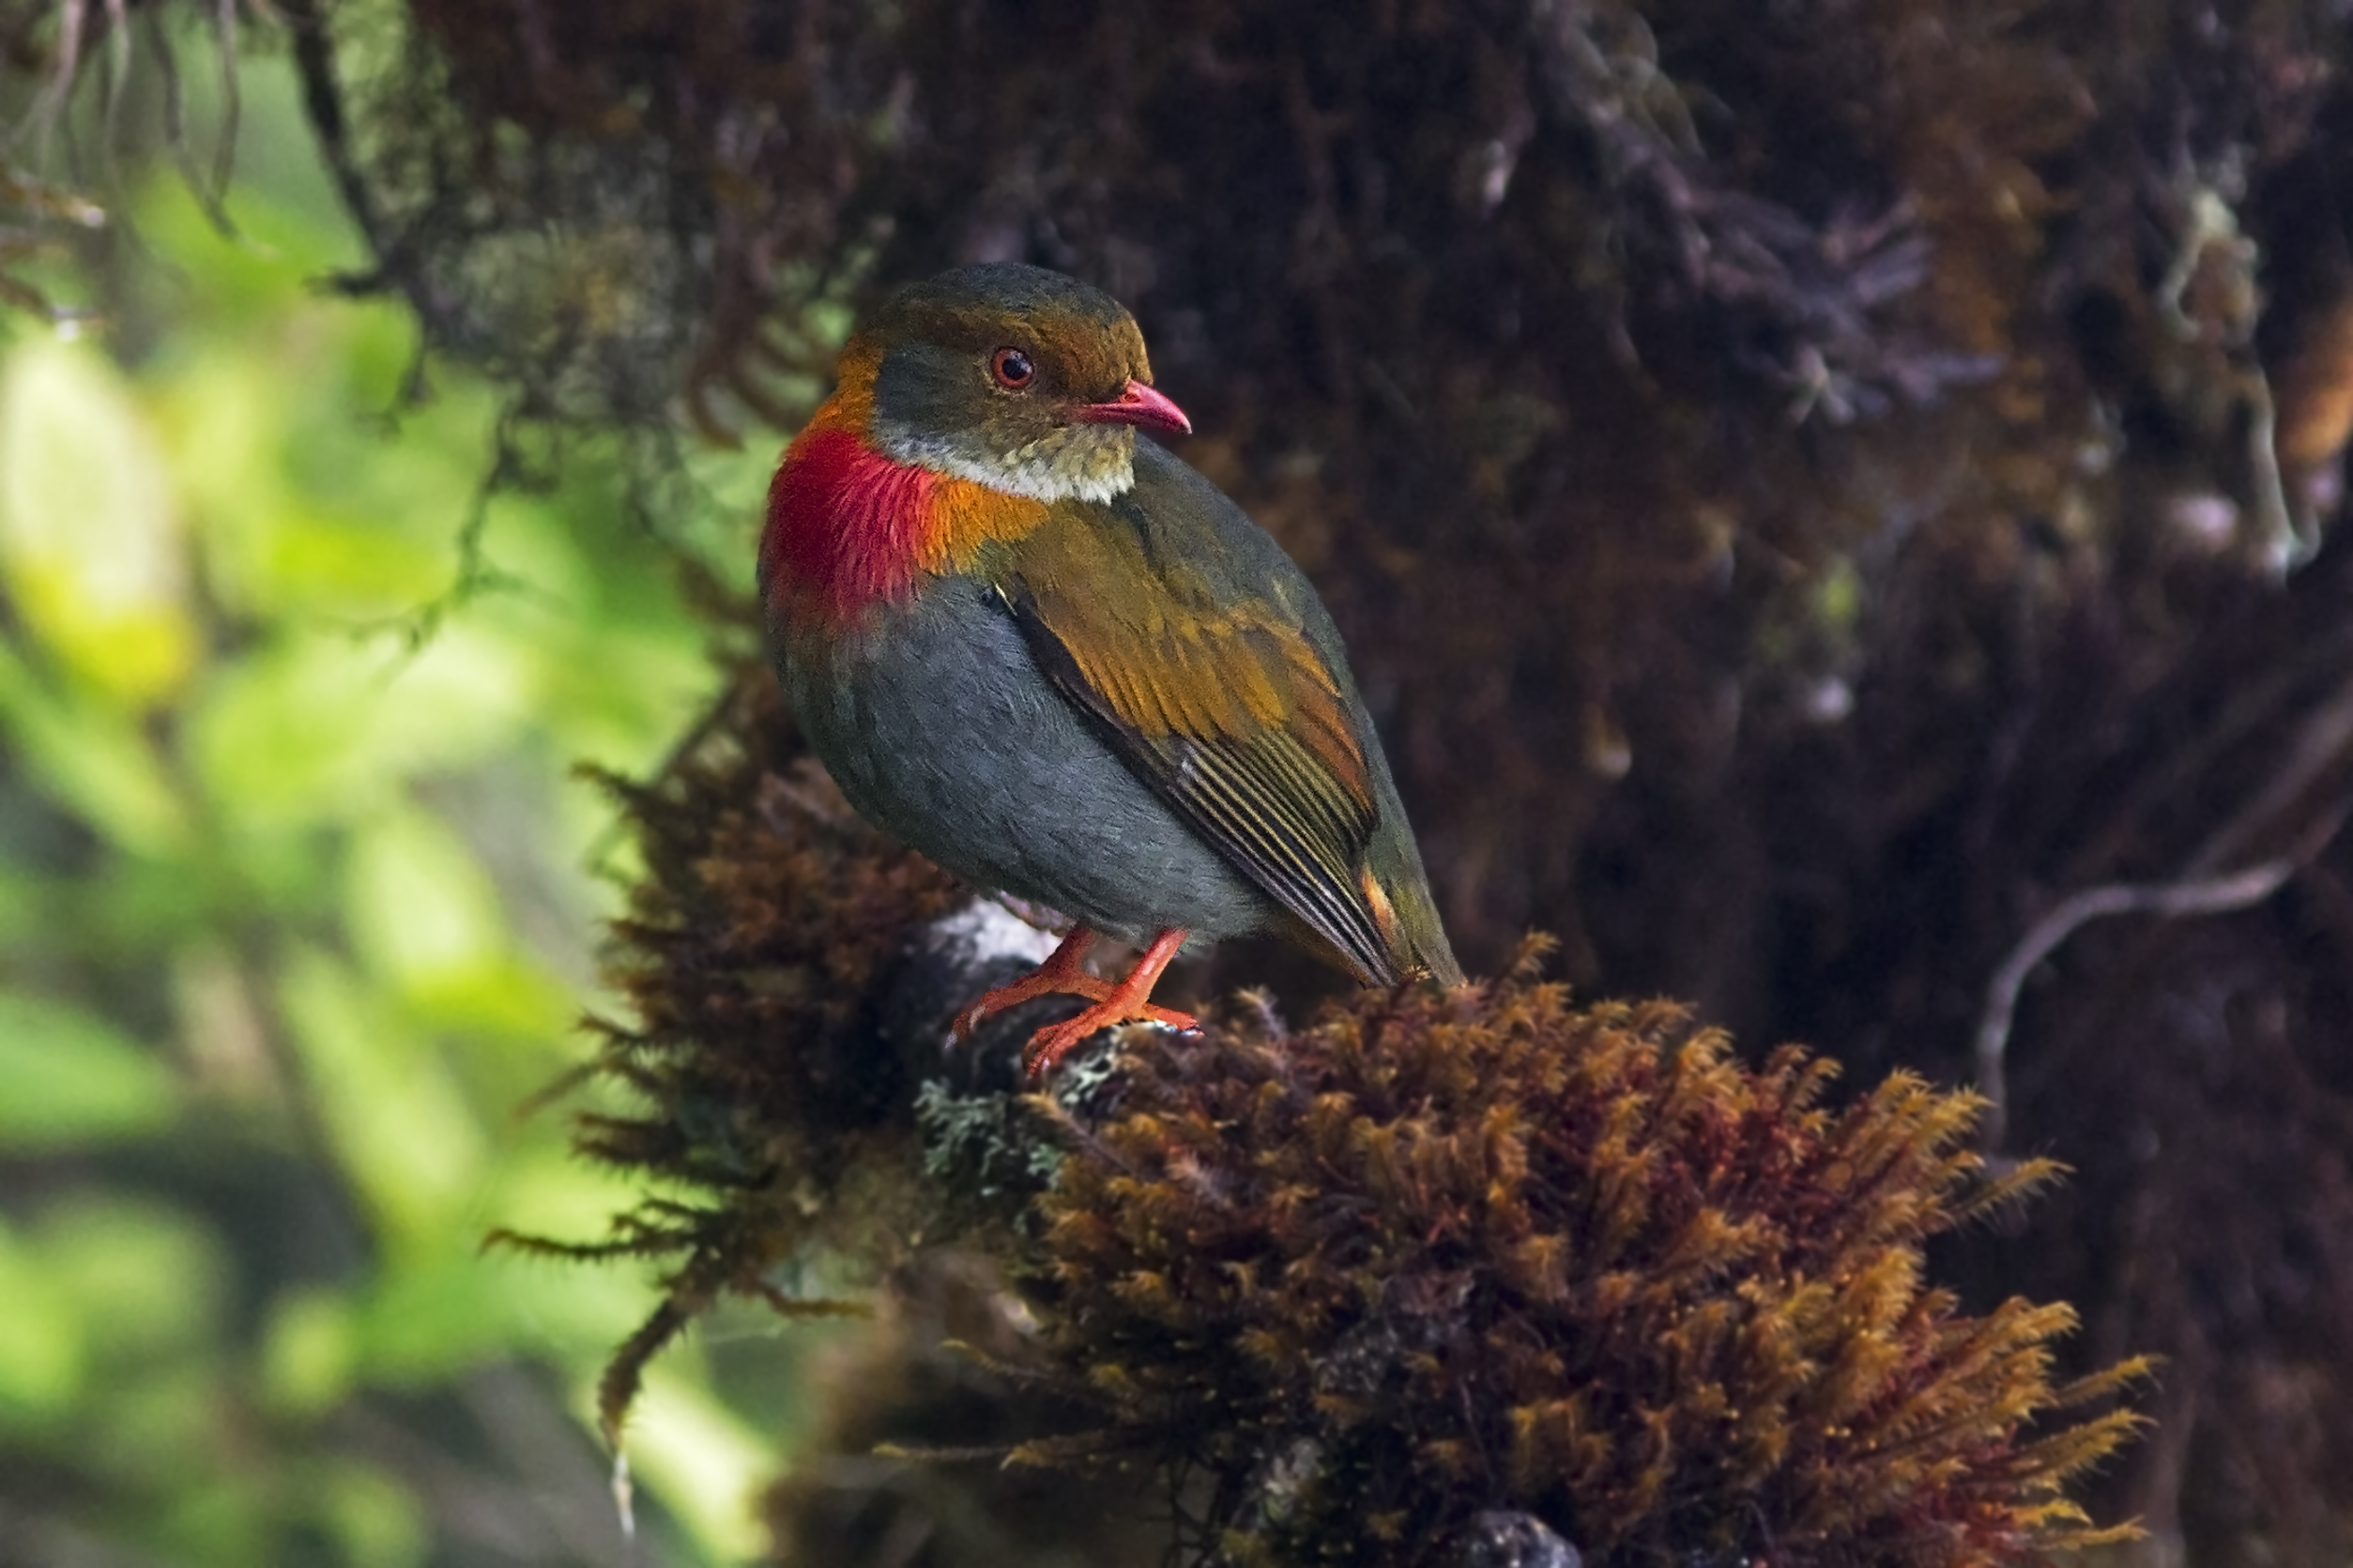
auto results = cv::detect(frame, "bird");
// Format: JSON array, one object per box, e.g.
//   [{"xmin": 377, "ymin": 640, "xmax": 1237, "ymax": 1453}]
[{"xmin": 759, "ymin": 262, "xmax": 1461, "ymax": 1077}]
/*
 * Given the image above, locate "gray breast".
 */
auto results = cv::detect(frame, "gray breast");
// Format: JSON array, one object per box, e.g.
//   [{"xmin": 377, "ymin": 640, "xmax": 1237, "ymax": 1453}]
[{"xmin": 781, "ymin": 576, "xmax": 1274, "ymax": 945}]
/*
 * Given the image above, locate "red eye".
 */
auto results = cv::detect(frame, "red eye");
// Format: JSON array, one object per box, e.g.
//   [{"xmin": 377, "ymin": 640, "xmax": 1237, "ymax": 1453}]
[{"xmin": 991, "ymin": 347, "xmax": 1035, "ymax": 389}]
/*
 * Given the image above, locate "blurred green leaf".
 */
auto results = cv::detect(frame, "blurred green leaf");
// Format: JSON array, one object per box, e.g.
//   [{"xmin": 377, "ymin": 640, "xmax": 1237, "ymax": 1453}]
[
  {"xmin": 188, "ymin": 626, "xmax": 534, "ymax": 830},
  {"xmin": 341, "ymin": 801, "xmax": 573, "ymax": 1042},
  {"xmin": 0, "ymin": 337, "xmax": 201, "ymax": 707},
  {"xmin": 38, "ymin": 1195, "xmax": 228, "ymax": 1363},
  {"xmin": 0, "ymin": 1220, "xmax": 86, "ymax": 1426},
  {"xmin": 157, "ymin": 1461, "xmax": 283, "ymax": 1568},
  {"xmin": 309, "ymin": 1459, "xmax": 429, "ymax": 1568},
  {"xmin": 260, "ymin": 1285, "xmax": 358, "ymax": 1419},
  {"xmin": 353, "ymin": 1249, "xmax": 558, "ymax": 1386},
  {"xmin": 0, "ymin": 640, "xmax": 194, "ymax": 853},
  {"xmin": 624, "ymin": 1365, "xmax": 777, "ymax": 1563},
  {"xmin": 276, "ymin": 945, "xmax": 486, "ymax": 1251},
  {"xmin": 0, "ymin": 37, "xmax": 785, "ymax": 1564},
  {"xmin": 0, "ymin": 988, "xmax": 179, "ymax": 1148},
  {"xmin": 344, "ymin": 803, "xmax": 508, "ymax": 986}
]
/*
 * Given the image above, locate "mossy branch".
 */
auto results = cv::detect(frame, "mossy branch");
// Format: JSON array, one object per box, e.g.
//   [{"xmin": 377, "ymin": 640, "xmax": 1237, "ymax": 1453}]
[{"xmin": 504, "ymin": 671, "xmax": 2148, "ymax": 1567}]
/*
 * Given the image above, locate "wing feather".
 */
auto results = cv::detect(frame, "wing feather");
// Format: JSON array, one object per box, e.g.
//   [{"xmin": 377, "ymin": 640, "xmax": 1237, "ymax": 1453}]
[{"xmin": 997, "ymin": 513, "xmax": 1400, "ymax": 983}]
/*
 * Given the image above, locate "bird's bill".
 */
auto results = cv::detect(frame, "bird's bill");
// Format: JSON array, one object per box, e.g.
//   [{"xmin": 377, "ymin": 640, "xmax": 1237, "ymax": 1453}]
[{"xmin": 1076, "ymin": 379, "xmax": 1193, "ymax": 436}]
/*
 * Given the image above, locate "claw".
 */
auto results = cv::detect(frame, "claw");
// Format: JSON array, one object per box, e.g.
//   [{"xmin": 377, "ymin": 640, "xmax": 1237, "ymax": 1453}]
[
  {"xmin": 1017, "ymin": 927, "xmax": 1195, "ymax": 1079},
  {"xmin": 1020, "ymin": 997, "xmax": 1199, "ymax": 1079},
  {"xmin": 944, "ymin": 924, "xmax": 1195, "ymax": 1078},
  {"xmin": 951, "ymin": 924, "xmax": 1106, "ymax": 1042}
]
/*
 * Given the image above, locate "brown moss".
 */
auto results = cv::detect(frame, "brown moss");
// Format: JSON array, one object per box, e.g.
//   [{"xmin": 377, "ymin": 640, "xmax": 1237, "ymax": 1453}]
[
  {"xmin": 521, "ymin": 663, "xmax": 2146, "ymax": 1562},
  {"xmin": 494, "ymin": 662, "xmax": 966, "ymax": 1433},
  {"xmin": 1023, "ymin": 947, "xmax": 2147, "ymax": 1566}
]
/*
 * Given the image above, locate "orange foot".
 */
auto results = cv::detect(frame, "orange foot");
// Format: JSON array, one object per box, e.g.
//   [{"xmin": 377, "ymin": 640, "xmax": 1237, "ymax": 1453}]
[{"xmin": 951, "ymin": 925, "xmax": 1197, "ymax": 1080}]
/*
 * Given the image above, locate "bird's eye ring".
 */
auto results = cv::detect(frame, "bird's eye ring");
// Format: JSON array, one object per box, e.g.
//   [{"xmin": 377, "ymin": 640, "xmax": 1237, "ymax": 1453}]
[{"xmin": 991, "ymin": 347, "xmax": 1035, "ymax": 389}]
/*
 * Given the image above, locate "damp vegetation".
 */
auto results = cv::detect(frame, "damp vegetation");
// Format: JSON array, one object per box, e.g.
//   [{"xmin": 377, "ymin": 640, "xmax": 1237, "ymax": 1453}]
[
  {"xmin": 527, "ymin": 668, "xmax": 2148, "ymax": 1566},
  {"xmin": 10, "ymin": 0, "xmax": 2353, "ymax": 1561},
  {"xmin": 489, "ymin": 666, "xmax": 965, "ymax": 1429},
  {"xmin": 1028, "ymin": 961, "xmax": 2148, "ymax": 1566}
]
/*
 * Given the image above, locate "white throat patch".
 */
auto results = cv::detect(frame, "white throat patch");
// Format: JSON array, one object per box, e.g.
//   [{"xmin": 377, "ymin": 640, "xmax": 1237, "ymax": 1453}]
[{"xmin": 870, "ymin": 419, "xmax": 1138, "ymax": 504}]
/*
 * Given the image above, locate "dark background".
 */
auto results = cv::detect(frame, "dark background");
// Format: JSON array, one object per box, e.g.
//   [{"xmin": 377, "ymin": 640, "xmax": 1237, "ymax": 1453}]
[{"xmin": 7, "ymin": 2, "xmax": 2353, "ymax": 1562}]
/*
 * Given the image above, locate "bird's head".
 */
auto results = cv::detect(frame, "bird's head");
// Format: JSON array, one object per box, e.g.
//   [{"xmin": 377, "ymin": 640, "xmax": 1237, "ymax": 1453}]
[{"xmin": 848, "ymin": 263, "xmax": 1191, "ymax": 504}]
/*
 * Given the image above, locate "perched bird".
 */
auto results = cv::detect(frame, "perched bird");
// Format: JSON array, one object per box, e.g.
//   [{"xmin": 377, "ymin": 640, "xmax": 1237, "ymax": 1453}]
[{"xmin": 760, "ymin": 263, "xmax": 1460, "ymax": 1077}]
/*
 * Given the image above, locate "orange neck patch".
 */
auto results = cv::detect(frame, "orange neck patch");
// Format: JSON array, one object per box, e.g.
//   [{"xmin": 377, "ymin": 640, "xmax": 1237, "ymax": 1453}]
[{"xmin": 760, "ymin": 345, "xmax": 1047, "ymax": 623}]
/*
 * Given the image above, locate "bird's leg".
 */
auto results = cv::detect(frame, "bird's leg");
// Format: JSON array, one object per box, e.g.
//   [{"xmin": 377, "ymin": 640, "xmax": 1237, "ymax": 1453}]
[
  {"xmin": 952, "ymin": 924, "xmax": 1199, "ymax": 1052},
  {"xmin": 950, "ymin": 923, "xmax": 1107, "ymax": 1042},
  {"xmin": 950, "ymin": 921, "xmax": 1106, "ymax": 1043},
  {"xmin": 1021, "ymin": 927, "xmax": 1198, "ymax": 1080}
]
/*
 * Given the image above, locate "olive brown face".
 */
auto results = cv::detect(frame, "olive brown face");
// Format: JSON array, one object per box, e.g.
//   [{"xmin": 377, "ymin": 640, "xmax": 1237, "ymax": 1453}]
[{"xmin": 864, "ymin": 262, "xmax": 1188, "ymax": 505}]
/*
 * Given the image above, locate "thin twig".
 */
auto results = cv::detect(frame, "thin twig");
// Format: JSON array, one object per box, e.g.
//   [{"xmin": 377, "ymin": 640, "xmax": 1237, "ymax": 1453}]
[
  {"xmin": 100, "ymin": 0, "xmax": 130, "ymax": 172},
  {"xmin": 346, "ymin": 401, "xmax": 558, "ymax": 653},
  {"xmin": 278, "ymin": 0, "xmax": 395, "ymax": 270},
  {"xmin": 1983, "ymin": 655, "xmax": 2353, "ymax": 1151},
  {"xmin": 2241, "ymin": 361, "xmax": 2313, "ymax": 574},
  {"xmin": 147, "ymin": 6, "xmax": 238, "ymax": 237},
  {"xmin": 2186, "ymin": 671, "xmax": 2353, "ymax": 877},
  {"xmin": 1974, "ymin": 857, "xmax": 2300, "ymax": 1154},
  {"xmin": 212, "ymin": 0, "xmax": 243, "ymax": 211},
  {"xmin": 13, "ymin": 0, "xmax": 85, "ymax": 163}
]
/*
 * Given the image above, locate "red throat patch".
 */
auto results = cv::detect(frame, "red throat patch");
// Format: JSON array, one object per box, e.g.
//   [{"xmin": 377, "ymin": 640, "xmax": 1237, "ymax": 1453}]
[
  {"xmin": 761, "ymin": 426, "xmax": 938, "ymax": 623},
  {"xmin": 762, "ymin": 414, "xmax": 1053, "ymax": 626}
]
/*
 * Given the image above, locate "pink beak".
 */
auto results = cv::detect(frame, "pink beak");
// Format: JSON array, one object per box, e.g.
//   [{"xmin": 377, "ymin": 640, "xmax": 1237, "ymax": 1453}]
[{"xmin": 1077, "ymin": 379, "xmax": 1192, "ymax": 437}]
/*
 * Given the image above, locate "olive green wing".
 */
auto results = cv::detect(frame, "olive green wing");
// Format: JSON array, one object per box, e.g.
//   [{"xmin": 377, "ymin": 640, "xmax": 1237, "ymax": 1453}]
[{"xmin": 992, "ymin": 459, "xmax": 1411, "ymax": 984}]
